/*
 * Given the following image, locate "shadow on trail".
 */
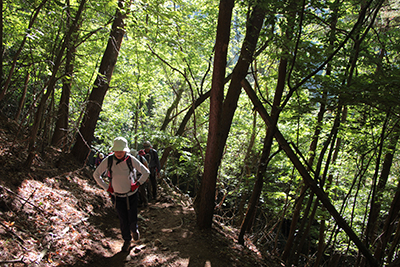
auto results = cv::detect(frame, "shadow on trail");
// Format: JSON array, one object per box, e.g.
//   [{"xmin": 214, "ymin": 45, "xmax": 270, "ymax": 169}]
[
  {"xmin": 70, "ymin": 190, "xmax": 268, "ymax": 267},
  {"xmin": 75, "ymin": 250, "xmax": 131, "ymax": 267}
]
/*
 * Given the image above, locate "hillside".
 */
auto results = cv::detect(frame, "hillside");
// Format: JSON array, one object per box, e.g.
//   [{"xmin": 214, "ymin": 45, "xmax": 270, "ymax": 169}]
[{"xmin": 0, "ymin": 116, "xmax": 283, "ymax": 267}]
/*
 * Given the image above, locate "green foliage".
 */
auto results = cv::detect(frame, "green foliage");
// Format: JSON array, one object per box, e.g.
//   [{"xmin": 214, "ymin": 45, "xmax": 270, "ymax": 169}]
[{"xmin": 2, "ymin": 0, "xmax": 400, "ymax": 263}]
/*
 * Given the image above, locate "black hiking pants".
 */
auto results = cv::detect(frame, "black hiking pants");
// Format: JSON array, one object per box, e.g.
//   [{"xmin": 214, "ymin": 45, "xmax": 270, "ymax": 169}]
[
  {"xmin": 113, "ymin": 192, "xmax": 138, "ymax": 242},
  {"xmin": 149, "ymin": 168, "xmax": 157, "ymax": 200}
]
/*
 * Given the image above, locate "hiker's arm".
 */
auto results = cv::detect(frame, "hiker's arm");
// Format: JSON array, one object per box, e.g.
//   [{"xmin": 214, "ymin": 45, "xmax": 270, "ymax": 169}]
[
  {"xmin": 93, "ymin": 159, "xmax": 109, "ymax": 190},
  {"xmin": 131, "ymin": 156, "xmax": 150, "ymax": 185}
]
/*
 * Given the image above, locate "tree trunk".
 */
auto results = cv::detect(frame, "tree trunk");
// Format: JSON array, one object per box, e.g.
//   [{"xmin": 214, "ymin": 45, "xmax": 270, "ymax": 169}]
[
  {"xmin": 25, "ymin": 0, "xmax": 86, "ymax": 167},
  {"xmin": 0, "ymin": 0, "xmax": 48, "ymax": 102},
  {"xmin": 194, "ymin": 0, "xmax": 234, "ymax": 229},
  {"xmin": 51, "ymin": 0, "xmax": 80, "ymax": 148},
  {"xmin": 364, "ymin": 115, "xmax": 390, "ymax": 248},
  {"xmin": 291, "ymin": 196, "xmax": 318, "ymax": 266},
  {"xmin": 242, "ymin": 79, "xmax": 378, "ymax": 267},
  {"xmin": 386, "ymin": 203, "xmax": 400, "ymax": 264},
  {"xmin": 372, "ymin": 123, "xmax": 400, "ymax": 263},
  {"xmin": 195, "ymin": 0, "xmax": 266, "ymax": 230},
  {"xmin": 235, "ymin": 111, "xmax": 258, "ymax": 227},
  {"xmin": 160, "ymin": 84, "xmax": 184, "ymax": 131},
  {"xmin": 71, "ymin": 0, "xmax": 126, "ymax": 164},
  {"xmin": 238, "ymin": 0, "xmax": 298, "ymax": 243},
  {"xmin": 282, "ymin": 184, "xmax": 308, "ymax": 260},
  {"xmin": 15, "ymin": 72, "xmax": 30, "ymax": 121},
  {"xmin": 238, "ymin": 54, "xmax": 287, "ymax": 244},
  {"xmin": 199, "ymin": 0, "xmax": 265, "ymax": 230},
  {"xmin": 159, "ymin": 90, "xmax": 210, "ymax": 169}
]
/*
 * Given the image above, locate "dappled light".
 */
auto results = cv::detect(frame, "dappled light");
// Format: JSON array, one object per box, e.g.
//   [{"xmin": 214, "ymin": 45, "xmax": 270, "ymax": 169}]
[
  {"xmin": 0, "ymin": 124, "xmax": 276, "ymax": 266},
  {"xmin": 2, "ymin": 0, "xmax": 400, "ymax": 266}
]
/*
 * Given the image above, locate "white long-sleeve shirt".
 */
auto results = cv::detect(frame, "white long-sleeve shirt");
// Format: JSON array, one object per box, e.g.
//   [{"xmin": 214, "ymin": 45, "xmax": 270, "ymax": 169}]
[{"xmin": 93, "ymin": 153, "xmax": 150, "ymax": 194}]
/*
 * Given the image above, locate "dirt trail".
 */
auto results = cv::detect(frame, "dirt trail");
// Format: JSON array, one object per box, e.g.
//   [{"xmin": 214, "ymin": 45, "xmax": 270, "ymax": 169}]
[
  {"xmin": 73, "ymin": 185, "xmax": 271, "ymax": 267},
  {"xmin": 0, "ymin": 116, "xmax": 282, "ymax": 267}
]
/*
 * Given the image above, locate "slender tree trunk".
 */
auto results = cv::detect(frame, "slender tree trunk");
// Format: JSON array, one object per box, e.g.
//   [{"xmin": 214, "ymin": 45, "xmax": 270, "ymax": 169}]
[
  {"xmin": 15, "ymin": 72, "xmax": 30, "ymax": 121},
  {"xmin": 242, "ymin": 79, "xmax": 378, "ymax": 267},
  {"xmin": 236, "ymin": 111, "xmax": 258, "ymax": 227},
  {"xmin": 364, "ymin": 115, "xmax": 390, "ymax": 248},
  {"xmin": 314, "ymin": 109, "xmax": 344, "ymax": 267},
  {"xmin": 160, "ymin": 84, "xmax": 184, "ymax": 131},
  {"xmin": 25, "ymin": 0, "xmax": 86, "ymax": 167},
  {"xmin": 386, "ymin": 208, "xmax": 400, "ymax": 264},
  {"xmin": 71, "ymin": 0, "xmax": 126, "ymax": 163},
  {"xmin": 282, "ymin": 184, "xmax": 308, "ymax": 259},
  {"xmin": 238, "ymin": 0, "xmax": 297, "ymax": 244},
  {"xmin": 159, "ymin": 90, "xmax": 211, "ymax": 168},
  {"xmin": 132, "ymin": 99, "xmax": 140, "ymax": 148},
  {"xmin": 194, "ymin": 0, "xmax": 234, "ymax": 229},
  {"xmin": 0, "ymin": 0, "xmax": 48, "ymax": 101},
  {"xmin": 43, "ymin": 90, "xmax": 55, "ymax": 148},
  {"xmin": 51, "ymin": 0, "xmax": 79, "ymax": 148},
  {"xmin": 372, "ymin": 123, "xmax": 400, "ymax": 263},
  {"xmin": 372, "ymin": 179, "xmax": 400, "ymax": 264},
  {"xmin": 292, "ymin": 196, "xmax": 319, "ymax": 266},
  {"xmin": 238, "ymin": 54, "xmax": 287, "ymax": 244}
]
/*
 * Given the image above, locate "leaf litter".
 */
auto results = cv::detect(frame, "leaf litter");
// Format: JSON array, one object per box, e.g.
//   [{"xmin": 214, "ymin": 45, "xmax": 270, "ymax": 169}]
[{"xmin": 0, "ymin": 117, "xmax": 283, "ymax": 267}]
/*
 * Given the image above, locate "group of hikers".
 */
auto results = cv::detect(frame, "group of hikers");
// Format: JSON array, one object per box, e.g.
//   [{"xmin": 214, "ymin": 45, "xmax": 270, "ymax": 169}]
[{"xmin": 92, "ymin": 137, "xmax": 161, "ymax": 252}]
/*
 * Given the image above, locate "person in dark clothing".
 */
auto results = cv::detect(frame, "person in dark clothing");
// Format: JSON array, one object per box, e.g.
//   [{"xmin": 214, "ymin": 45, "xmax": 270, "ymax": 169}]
[
  {"xmin": 94, "ymin": 152, "xmax": 104, "ymax": 168},
  {"xmin": 131, "ymin": 149, "xmax": 149, "ymax": 207},
  {"xmin": 143, "ymin": 141, "xmax": 161, "ymax": 200}
]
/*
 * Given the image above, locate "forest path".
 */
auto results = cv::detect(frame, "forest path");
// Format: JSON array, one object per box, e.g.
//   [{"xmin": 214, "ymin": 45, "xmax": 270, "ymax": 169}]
[
  {"xmin": 0, "ymin": 116, "xmax": 281, "ymax": 267},
  {"xmin": 72, "ymin": 187, "xmax": 267, "ymax": 267}
]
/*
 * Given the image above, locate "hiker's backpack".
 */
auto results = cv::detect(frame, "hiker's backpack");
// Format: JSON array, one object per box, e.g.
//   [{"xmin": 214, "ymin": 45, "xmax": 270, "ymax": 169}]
[{"xmin": 106, "ymin": 153, "xmax": 136, "ymax": 193}]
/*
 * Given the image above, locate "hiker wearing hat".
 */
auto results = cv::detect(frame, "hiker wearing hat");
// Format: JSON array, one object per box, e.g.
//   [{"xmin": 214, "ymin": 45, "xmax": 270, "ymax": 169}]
[
  {"xmin": 143, "ymin": 141, "xmax": 161, "ymax": 201},
  {"xmin": 94, "ymin": 152, "xmax": 104, "ymax": 168},
  {"xmin": 93, "ymin": 137, "xmax": 150, "ymax": 252}
]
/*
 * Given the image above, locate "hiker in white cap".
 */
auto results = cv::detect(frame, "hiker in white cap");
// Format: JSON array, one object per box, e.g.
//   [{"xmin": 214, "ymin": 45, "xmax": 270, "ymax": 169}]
[{"xmin": 93, "ymin": 137, "xmax": 150, "ymax": 252}]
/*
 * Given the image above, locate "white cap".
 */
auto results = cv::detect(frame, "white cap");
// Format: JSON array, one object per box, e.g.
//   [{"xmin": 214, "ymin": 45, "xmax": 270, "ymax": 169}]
[{"xmin": 110, "ymin": 137, "xmax": 130, "ymax": 152}]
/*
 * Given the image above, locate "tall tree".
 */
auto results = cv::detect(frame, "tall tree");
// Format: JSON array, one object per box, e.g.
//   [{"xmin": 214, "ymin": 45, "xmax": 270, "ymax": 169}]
[
  {"xmin": 71, "ymin": 0, "xmax": 127, "ymax": 163},
  {"xmin": 195, "ymin": 0, "xmax": 266, "ymax": 229},
  {"xmin": 25, "ymin": 0, "xmax": 87, "ymax": 167},
  {"xmin": 0, "ymin": 0, "xmax": 48, "ymax": 102},
  {"xmin": 51, "ymin": 0, "xmax": 80, "ymax": 148},
  {"xmin": 194, "ymin": 0, "xmax": 234, "ymax": 229},
  {"xmin": 238, "ymin": 0, "xmax": 296, "ymax": 244},
  {"xmin": 242, "ymin": 79, "xmax": 378, "ymax": 266},
  {"xmin": 374, "ymin": 171, "xmax": 400, "ymax": 263}
]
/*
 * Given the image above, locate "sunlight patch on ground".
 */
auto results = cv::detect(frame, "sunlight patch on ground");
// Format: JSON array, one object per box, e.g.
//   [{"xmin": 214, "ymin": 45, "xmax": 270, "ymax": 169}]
[
  {"xmin": 109, "ymin": 239, "xmax": 124, "ymax": 254},
  {"xmin": 140, "ymin": 252, "xmax": 189, "ymax": 266}
]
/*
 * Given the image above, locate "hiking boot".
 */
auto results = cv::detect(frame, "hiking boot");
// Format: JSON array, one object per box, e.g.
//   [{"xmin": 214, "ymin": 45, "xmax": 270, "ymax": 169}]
[
  {"xmin": 121, "ymin": 240, "xmax": 130, "ymax": 252},
  {"xmin": 133, "ymin": 230, "xmax": 140, "ymax": 241}
]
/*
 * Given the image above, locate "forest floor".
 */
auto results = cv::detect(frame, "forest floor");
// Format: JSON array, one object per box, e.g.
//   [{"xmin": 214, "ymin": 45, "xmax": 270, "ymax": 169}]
[{"xmin": 0, "ymin": 116, "xmax": 284, "ymax": 267}]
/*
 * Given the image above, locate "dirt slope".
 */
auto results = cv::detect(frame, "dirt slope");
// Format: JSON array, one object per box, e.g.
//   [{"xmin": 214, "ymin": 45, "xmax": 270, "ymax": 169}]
[{"xmin": 0, "ymin": 117, "xmax": 283, "ymax": 267}]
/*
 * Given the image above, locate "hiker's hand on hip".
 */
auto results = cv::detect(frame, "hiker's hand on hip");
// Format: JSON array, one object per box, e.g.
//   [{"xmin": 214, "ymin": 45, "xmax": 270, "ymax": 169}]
[{"xmin": 131, "ymin": 182, "xmax": 140, "ymax": 191}]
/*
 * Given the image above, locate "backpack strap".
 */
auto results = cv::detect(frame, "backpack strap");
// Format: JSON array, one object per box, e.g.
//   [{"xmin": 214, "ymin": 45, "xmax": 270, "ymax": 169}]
[
  {"xmin": 126, "ymin": 154, "xmax": 134, "ymax": 174},
  {"xmin": 107, "ymin": 154, "xmax": 114, "ymax": 179}
]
